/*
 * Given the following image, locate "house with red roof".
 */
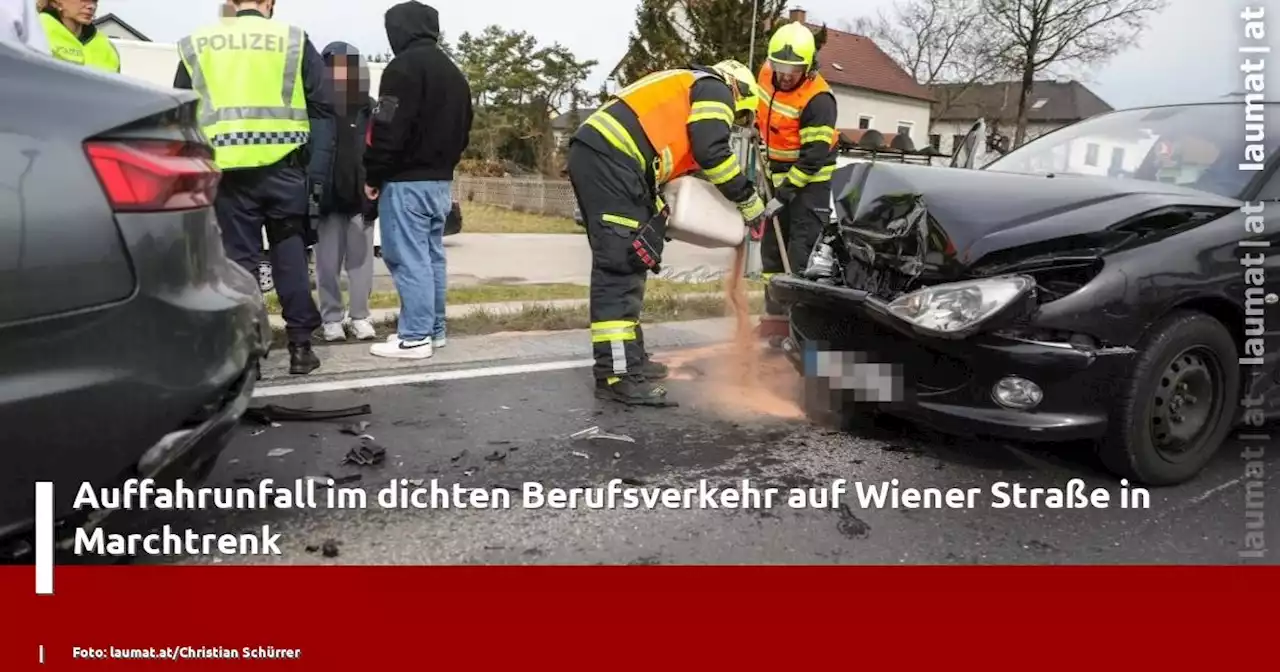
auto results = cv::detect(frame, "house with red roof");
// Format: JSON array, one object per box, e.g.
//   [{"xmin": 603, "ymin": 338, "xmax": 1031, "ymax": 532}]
[{"xmin": 608, "ymin": 7, "xmax": 935, "ymax": 151}]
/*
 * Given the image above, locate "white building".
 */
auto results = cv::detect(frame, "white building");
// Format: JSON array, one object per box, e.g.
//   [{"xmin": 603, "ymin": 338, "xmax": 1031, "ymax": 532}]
[
  {"xmin": 929, "ymin": 79, "xmax": 1113, "ymax": 155},
  {"xmin": 90, "ymin": 13, "xmax": 150, "ymax": 41}
]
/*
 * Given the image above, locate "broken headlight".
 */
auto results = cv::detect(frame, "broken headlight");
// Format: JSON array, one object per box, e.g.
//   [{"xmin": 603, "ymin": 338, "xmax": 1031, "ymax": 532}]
[{"xmin": 886, "ymin": 275, "xmax": 1034, "ymax": 335}]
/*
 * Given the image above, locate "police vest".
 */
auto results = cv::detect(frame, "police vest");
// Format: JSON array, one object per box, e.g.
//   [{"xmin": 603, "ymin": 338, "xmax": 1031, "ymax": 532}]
[
  {"xmin": 177, "ymin": 17, "xmax": 310, "ymax": 171},
  {"xmin": 40, "ymin": 14, "xmax": 119, "ymax": 73},
  {"xmin": 584, "ymin": 69, "xmax": 720, "ymax": 188},
  {"xmin": 755, "ymin": 63, "xmax": 837, "ymax": 164}
]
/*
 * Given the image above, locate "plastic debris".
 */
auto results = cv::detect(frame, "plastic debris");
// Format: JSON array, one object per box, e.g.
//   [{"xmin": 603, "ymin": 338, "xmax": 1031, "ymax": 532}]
[
  {"xmin": 484, "ymin": 451, "xmax": 507, "ymax": 462},
  {"xmin": 571, "ymin": 451, "xmax": 590, "ymax": 459},
  {"xmin": 266, "ymin": 448, "xmax": 293, "ymax": 458},
  {"xmin": 328, "ymin": 473, "xmax": 363, "ymax": 485},
  {"xmin": 450, "ymin": 450, "xmax": 467, "ymax": 463},
  {"xmin": 245, "ymin": 404, "xmax": 371, "ymax": 425},
  {"xmin": 321, "ymin": 540, "xmax": 340, "ymax": 558},
  {"xmin": 341, "ymin": 444, "xmax": 386, "ymax": 467},
  {"xmin": 340, "ymin": 421, "xmax": 371, "ymax": 436},
  {"xmin": 570, "ymin": 426, "xmax": 636, "ymax": 443},
  {"xmin": 405, "ymin": 478, "xmax": 425, "ymax": 487}
]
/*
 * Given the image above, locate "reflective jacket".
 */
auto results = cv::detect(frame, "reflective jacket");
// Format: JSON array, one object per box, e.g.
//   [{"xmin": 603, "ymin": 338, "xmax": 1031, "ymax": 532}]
[
  {"xmin": 177, "ymin": 16, "xmax": 311, "ymax": 171},
  {"xmin": 40, "ymin": 13, "xmax": 118, "ymax": 73},
  {"xmin": 756, "ymin": 62, "xmax": 838, "ymax": 193}
]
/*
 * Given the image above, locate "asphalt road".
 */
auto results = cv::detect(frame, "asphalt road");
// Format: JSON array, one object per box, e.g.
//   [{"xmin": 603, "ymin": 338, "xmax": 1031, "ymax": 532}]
[{"xmin": 120, "ymin": 345, "xmax": 1277, "ymax": 565}]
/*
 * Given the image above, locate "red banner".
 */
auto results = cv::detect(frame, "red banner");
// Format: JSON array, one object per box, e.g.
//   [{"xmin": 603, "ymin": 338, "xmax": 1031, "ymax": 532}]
[{"xmin": 2, "ymin": 566, "xmax": 1276, "ymax": 668}]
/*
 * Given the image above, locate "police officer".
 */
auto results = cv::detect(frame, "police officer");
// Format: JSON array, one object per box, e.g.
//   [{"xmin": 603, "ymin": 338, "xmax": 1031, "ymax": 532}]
[
  {"xmin": 755, "ymin": 22, "xmax": 839, "ymax": 344},
  {"xmin": 174, "ymin": 0, "xmax": 334, "ymax": 374},
  {"xmin": 568, "ymin": 60, "xmax": 766, "ymax": 406},
  {"xmin": 37, "ymin": 0, "xmax": 119, "ymax": 72}
]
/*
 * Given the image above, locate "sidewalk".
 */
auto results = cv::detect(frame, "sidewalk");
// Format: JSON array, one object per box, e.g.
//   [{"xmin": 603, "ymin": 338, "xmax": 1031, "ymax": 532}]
[
  {"xmin": 266, "ymin": 292, "xmax": 763, "ymax": 329},
  {"xmin": 257, "ymin": 316, "xmax": 743, "ymax": 383}
]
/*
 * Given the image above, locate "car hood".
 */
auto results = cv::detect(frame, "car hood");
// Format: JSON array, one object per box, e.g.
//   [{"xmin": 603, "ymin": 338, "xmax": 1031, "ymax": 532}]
[{"xmin": 832, "ymin": 162, "xmax": 1241, "ymax": 279}]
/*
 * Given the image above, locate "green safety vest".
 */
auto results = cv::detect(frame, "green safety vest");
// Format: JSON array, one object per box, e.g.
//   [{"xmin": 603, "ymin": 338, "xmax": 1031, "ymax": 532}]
[
  {"xmin": 176, "ymin": 17, "xmax": 310, "ymax": 171},
  {"xmin": 40, "ymin": 13, "xmax": 120, "ymax": 73}
]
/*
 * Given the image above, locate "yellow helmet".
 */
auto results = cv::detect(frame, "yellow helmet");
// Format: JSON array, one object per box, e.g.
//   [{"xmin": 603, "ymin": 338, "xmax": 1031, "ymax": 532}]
[
  {"xmin": 767, "ymin": 22, "xmax": 816, "ymax": 77},
  {"xmin": 710, "ymin": 59, "xmax": 760, "ymax": 118}
]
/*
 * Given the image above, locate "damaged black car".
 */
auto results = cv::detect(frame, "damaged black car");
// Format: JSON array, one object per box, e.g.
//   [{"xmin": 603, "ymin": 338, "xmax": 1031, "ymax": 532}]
[{"xmin": 770, "ymin": 100, "xmax": 1279, "ymax": 486}]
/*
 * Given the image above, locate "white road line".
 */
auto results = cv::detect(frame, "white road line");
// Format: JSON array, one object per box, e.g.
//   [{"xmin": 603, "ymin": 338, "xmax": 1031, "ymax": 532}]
[
  {"xmin": 35, "ymin": 482, "xmax": 52, "ymax": 595},
  {"xmin": 1186, "ymin": 477, "xmax": 1242, "ymax": 505},
  {"xmin": 252, "ymin": 359, "xmax": 596, "ymax": 398}
]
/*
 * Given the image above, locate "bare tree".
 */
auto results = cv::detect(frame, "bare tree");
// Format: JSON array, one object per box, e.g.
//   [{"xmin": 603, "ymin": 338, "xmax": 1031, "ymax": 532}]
[
  {"xmin": 850, "ymin": 0, "xmax": 1006, "ymax": 90},
  {"xmin": 984, "ymin": 0, "xmax": 1167, "ymax": 146}
]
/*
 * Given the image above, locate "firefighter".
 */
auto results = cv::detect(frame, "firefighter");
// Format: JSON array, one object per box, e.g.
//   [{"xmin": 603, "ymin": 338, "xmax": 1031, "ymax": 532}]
[
  {"xmin": 174, "ymin": 0, "xmax": 334, "ymax": 375},
  {"xmin": 37, "ymin": 0, "xmax": 119, "ymax": 72},
  {"xmin": 568, "ymin": 60, "xmax": 767, "ymax": 406},
  {"xmin": 754, "ymin": 21, "xmax": 839, "ymax": 343}
]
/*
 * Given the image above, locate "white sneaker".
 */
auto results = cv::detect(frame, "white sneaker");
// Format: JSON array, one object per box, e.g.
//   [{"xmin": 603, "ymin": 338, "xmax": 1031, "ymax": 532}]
[
  {"xmin": 432, "ymin": 335, "xmax": 447, "ymax": 348},
  {"xmin": 370, "ymin": 336, "xmax": 433, "ymax": 359},
  {"xmin": 321, "ymin": 322, "xmax": 347, "ymax": 342},
  {"xmin": 350, "ymin": 318, "xmax": 377, "ymax": 341}
]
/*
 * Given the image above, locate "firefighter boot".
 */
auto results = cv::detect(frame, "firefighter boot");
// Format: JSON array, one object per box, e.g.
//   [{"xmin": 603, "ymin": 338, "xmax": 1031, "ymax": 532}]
[
  {"xmin": 640, "ymin": 356, "xmax": 669, "ymax": 380},
  {"xmin": 289, "ymin": 343, "xmax": 321, "ymax": 375},
  {"xmin": 596, "ymin": 375, "xmax": 677, "ymax": 407}
]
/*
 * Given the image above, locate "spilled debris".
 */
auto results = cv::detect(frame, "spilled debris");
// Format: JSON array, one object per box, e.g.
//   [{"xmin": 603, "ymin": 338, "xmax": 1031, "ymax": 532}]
[
  {"xmin": 266, "ymin": 448, "xmax": 293, "ymax": 458},
  {"xmin": 341, "ymin": 444, "xmax": 386, "ymax": 467},
  {"xmin": 571, "ymin": 426, "xmax": 636, "ymax": 443},
  {"xmin": 340, "ymin": 421, "xmax": 371, "ymax": 436}
]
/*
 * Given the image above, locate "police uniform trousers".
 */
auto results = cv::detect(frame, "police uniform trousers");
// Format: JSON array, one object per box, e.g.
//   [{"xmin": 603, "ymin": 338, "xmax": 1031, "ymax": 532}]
[
  {"xmin": 761, "ymin": 176, "xmax": 831, "ymax": 316},
  {"xmin": 214, "ymin": 157, "xmax": 322, "ymax": 345},
  {"xmin": 566, "ymin": 140, "xmax": 657, "ymax": 382}
]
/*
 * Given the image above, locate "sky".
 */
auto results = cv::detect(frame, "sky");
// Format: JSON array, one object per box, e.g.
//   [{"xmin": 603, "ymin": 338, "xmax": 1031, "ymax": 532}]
[{"xmin": 102, "ymin": 0, "xmax": 1262, "ymax": 110}]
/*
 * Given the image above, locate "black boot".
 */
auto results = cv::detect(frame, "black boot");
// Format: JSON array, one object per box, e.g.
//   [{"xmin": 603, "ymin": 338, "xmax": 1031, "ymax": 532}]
[
  {"xmin": 288, "ymin": 343, "xmax": 320, "ymax": 375},
  {"xmin": 640, "ymin": 358, "xmax": 669, "ymax": 380},
  {"xmin": 595, "ymin": 375, "xmax": 677, "ymax": 407}
]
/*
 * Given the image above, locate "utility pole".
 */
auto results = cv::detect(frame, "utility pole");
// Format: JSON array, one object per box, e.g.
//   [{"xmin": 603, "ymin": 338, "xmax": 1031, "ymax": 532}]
[{"xmin": 747, "ymin": 0, "xmax": 759, "ymax": 70}]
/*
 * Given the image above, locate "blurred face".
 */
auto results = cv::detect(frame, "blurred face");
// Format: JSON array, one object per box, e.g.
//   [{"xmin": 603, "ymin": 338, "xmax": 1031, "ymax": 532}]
[
  {"xmin": 771, "ymin": 61, "xmax": 806, "ymax": 91},
  {"xmin": 52, "ymin": 0, "xmax": 97, "ymax": 25}
]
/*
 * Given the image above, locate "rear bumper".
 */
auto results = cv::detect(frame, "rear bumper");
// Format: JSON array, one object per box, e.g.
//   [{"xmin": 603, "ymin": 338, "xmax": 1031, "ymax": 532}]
[{"xmin": 770, "ymin": 275, "xmax": 1138, "ymax": 442}]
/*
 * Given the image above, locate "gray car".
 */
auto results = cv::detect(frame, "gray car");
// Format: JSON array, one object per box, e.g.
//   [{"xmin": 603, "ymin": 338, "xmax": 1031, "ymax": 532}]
[{"xmin": 0, "ymin": 43, "xmax": 271, "ymax": 560}]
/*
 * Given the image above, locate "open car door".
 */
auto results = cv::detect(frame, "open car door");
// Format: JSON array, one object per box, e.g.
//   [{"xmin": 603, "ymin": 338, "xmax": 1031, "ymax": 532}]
[{"xmin": 949, "ymin": 118, "xmax": 987, "ymax": 169}]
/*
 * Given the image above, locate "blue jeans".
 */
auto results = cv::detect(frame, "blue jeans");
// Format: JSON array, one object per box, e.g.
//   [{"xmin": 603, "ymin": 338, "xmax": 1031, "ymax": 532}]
[{"xmin": 379, "ymin": 181, "xmax": 450, "ymax": 341}]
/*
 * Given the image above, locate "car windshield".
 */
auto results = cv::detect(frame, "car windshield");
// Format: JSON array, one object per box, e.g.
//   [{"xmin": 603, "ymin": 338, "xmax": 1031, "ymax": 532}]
[{"xmin": 982, "ymin": 103, "xmax": 1280, "ymax": 199}]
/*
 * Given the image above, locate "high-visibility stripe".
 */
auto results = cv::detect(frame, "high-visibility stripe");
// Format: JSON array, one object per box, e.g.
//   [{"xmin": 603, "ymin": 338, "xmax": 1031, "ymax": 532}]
[
  {"xmin": 591, "ymin": 320, "xmax": 638, "ymax": 343},
  {"xmin": 766, "ymin": 99, "xmax": 801, "ymax": 119},
  {"xmin": 584, "ymin": 111, "xmax": 646, "ymax": 171},
  {"xmin": 799, "ymin": 125, "xmax": 837, "ymax": 145},
  {"xmin": 702, "ymin": 155, "xmax": 741, "ymax": 185},
  {"xmin": 601, "ymin": 214, "xmax": 640, "ymax": 229},
  {"xmin": 687, "ymin": 100, "xmax": 735, "ymax": 125},
  {"xmin": 766, "ymin": 147, "xmax": 801, "ymax": 161},
  {"xmin": 784, "ymin": 163, "xmax": 836, "ymax": 188}
]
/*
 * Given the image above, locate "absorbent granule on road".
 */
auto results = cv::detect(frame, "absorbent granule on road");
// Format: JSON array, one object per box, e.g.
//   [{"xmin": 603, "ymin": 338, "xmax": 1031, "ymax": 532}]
[{"xmin": 674, "ymin": 244, "xmax": 804, "ymax": 420}]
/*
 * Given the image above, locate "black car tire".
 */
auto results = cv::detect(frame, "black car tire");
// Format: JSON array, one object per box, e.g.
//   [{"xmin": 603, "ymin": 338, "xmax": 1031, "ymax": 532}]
[{"xmin": 1100, "ymin": 311, "xmax": 1240, "ymax": 486}]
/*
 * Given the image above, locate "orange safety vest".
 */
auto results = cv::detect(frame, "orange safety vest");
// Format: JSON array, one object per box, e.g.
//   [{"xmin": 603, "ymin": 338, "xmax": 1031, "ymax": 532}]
[
  {"xmin": 611, "ymin": 69, "xmax": 712, "ymax": 186},
  {"xmin": 756, "ymin": 62, "xmax": 836, "ymax": 164}
]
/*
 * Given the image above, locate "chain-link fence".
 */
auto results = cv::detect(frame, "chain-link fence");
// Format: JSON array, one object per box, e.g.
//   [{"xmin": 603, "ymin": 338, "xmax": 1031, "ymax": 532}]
[{"xmin": 452, "ymin": 176, "xmax": 578, "ymax": 219}]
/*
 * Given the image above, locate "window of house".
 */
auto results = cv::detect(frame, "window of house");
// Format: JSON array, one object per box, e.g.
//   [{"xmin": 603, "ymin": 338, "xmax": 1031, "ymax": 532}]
[
  {"xmin": 928, "ymin": 134, "xmax": 941, "ymax": 149},
  {"xmin": 858, "ymin": 115, "xmax": 873, "ymax": 130},
  {"xmin": 1084, "ymin": 143, "xmax": 1100, "ymax": 166},
  {"xmin": 896, "ymin": 122, "xmax": 913, "ymax": 140},
  {"xmin": 952, "ymin": 134, "xmax": 967, "ymax": 152}
]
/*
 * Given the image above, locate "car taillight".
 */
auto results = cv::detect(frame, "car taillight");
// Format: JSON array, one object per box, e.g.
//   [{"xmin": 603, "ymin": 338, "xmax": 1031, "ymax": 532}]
[{"xmin": 84, "ymin": 140, "xmax": 220, "ymax": 212}]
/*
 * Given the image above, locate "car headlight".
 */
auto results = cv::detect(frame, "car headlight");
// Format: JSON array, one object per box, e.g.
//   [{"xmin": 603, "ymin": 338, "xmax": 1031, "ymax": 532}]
[{"xmin": 886, "ymin": 275, "xmax": 1034, "ymax": 334}]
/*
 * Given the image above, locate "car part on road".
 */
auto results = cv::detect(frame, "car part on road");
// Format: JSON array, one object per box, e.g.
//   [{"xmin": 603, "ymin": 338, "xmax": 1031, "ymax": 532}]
[
  {"xmin": 570, "ymin": 426, "xmax": 636, "ymax": 443},
  {"xmin": 243, "ymin": 404, "xmax": 372, "ymax": 425},
  {"xmin": 341, "ymin": 443, "xmax": 386, "ymax": 467}
]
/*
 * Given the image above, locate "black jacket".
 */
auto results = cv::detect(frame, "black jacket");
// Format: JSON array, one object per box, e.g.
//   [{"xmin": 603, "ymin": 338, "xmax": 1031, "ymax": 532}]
[
  {"xmin": 364, "ymin": 2, "xmax": 474, "ymax": 188},
  {"xmin": 313, "ymin": 41, "xmax": 374, "ymax": 217}
]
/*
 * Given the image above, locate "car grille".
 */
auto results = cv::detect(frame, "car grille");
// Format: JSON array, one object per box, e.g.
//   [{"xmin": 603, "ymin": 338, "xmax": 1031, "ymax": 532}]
[
  {"xmin": 843, "ymin": 258, "xmax": 917, "ymax": 300},
  {"xmin": 791, "ymin": 304, "xmax": 972, "ymax": 393}
]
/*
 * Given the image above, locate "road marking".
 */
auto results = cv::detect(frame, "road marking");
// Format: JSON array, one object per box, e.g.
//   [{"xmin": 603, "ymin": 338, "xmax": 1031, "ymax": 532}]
[
  {"xmin": 1186, "ymin": 477, "xmax": 1242, "ymax": 505},
  {"xmin": 253, "ymin": 359, "xmax": 596, "ymax": 398}
]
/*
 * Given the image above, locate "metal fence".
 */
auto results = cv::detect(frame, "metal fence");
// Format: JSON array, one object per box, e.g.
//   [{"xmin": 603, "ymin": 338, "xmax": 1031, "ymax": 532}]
[{"xmin": 452, "ymin": 176, "xmax": 578, "ymax": 219}]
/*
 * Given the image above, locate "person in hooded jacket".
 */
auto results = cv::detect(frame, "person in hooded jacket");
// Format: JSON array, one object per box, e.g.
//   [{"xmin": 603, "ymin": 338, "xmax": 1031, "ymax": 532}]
[
  {"xmin": 363, "ymin": 1, "xmax": 473, "ymax": 360},
  {"xmin": 312, "ymin": 41, "xmax": 378, "ymax": 343}
]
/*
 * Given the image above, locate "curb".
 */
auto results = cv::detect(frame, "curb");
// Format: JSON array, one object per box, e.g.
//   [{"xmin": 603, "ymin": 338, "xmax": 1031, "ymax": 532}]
[{"xmin": 267, "ymin": 292, "xmax": 764, "ymax": 329}]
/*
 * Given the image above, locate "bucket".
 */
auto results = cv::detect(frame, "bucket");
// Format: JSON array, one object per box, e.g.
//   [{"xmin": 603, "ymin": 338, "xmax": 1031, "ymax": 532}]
[{"xmin": 661, "ymin": 176, "xmax": 745, "ymax": 249}]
